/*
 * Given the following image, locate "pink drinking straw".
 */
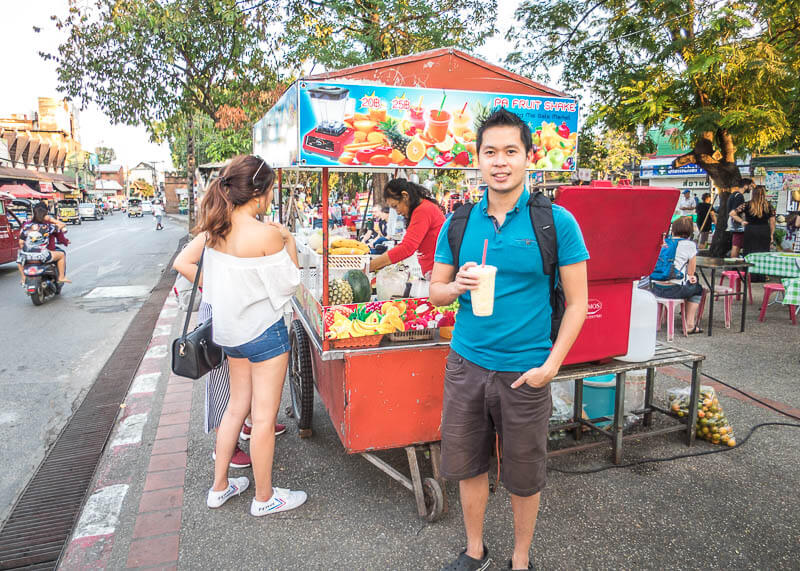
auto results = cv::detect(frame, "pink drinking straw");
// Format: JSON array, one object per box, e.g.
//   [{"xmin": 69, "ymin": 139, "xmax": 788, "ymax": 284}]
[
  {"xmin": 460, "ymin": 101, "xmax": 468, "ymax": 114},
  {"xmin": 481, "ymin": 239, "xmax": 488, "ymax": 267}
]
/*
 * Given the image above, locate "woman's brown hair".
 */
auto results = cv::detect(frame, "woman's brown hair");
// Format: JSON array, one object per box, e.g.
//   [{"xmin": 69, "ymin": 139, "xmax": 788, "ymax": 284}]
[
  {"xmin": 747, "ymin": 185, "xmax": 770, "ymax": 219},
  {"xmin": 195, "ymin": 155, "xmax": 275, "ymax": 247},
  {"xmin": 671, "ymin": 216, "xmax": 694, "ymax": 238}
]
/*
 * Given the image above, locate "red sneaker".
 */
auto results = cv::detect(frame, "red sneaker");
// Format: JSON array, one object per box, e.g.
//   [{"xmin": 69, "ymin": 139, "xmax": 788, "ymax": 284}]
[
  {"xmin": 212, "ymin": 445, "xmax": 252, "ymax": 468},
  {"xmin": 240, "ymin": 423, "xmax": 287, "ymax": 439},
  {"xmin": 239, "ymin": 423, "xmax": 252, "ymax": 441}
]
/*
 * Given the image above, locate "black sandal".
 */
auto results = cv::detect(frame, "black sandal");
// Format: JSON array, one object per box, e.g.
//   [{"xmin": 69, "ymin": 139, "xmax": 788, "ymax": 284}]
[{"xmin": 688, "ymin": 326, "xmax": 703, "ymax": 335}]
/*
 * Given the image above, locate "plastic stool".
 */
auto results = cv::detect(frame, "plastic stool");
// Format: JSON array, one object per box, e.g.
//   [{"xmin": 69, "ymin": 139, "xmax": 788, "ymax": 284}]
[
  {"xmin": 758, "ymin": 283, "xmax": 798, "ymax": 325},
  {"xmin": 654, "ymin": 297, "xmax": 687, "ymax": 341},
  {"xmin": 719, "ymin": 270, "xmax": 753, "ymax": 303},
  {"xmin": 698, "ymin": 285, "xmax": 733, "ymax": 329}
]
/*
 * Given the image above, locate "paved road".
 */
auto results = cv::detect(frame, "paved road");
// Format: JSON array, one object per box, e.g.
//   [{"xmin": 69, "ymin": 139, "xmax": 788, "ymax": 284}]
[{"xmin": 0, "ymin": 212, "xmax": 185, "ymax": 525}]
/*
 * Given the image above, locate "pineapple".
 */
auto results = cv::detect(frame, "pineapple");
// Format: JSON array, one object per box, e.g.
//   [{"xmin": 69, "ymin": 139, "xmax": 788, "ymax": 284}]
[
  {"xmin": 471, "ymin": 101, "xmax": 492, "ymax": 131},
  {"xmin": 329, "ymin": 279, "xmax": 353, "ymax": 305},
  {"xmin": 379, "ymin": 117, "xmax": 412, "ymax": 156}
]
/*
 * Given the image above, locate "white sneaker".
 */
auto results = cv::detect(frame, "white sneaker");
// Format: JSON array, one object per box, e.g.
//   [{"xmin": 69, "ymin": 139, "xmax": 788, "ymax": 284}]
[
  {"xmin": 250, "ymin": 487, "xmax": 307, "ymax": 516},
  {"xmin": 207, "ymin": 477, "xmax": 250, "ymax": 508}
]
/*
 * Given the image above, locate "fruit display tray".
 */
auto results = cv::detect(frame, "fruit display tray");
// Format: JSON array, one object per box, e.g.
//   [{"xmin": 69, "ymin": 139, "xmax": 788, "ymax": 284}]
[
  {"xmin": 331, "ymin": 334, "xmax": 384, "ymax": 349},
  {"xmin": 388, "ymin": 330, "xmax": 434, "ymax": 343}
]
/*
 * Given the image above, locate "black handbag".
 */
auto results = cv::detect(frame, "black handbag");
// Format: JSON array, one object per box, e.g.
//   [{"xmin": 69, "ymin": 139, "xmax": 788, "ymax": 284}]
[{"xmin": 171, "ymin": 249, "xmax": 223, "ymax": 379}]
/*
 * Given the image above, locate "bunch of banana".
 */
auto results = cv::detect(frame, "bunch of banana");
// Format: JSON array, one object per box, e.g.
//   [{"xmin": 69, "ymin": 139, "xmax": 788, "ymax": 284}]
[{"xmin": 330, "ymin": 239, "xmax": 370, "ymax": 255}]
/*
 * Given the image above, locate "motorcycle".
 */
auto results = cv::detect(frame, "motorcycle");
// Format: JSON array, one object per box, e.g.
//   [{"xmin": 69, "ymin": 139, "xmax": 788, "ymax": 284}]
[{"xmin": 21, "ymin": 245, "xmax": 64, "ymax": 305}]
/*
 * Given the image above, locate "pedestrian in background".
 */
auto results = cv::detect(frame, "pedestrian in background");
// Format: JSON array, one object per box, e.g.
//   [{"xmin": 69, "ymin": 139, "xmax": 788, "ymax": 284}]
[
  {"xmin": 153, "ymin": 201, "xmax": 164, "ymax": 230},
  {"xmin": 729, "ymin": 184, "xmax": 775, "ymax": 282},
  {"xmin": 195, "ymin": 155, "xmax": 306, "ymax": 516},
  {"xmin": 677, "ymin": 189, "xmax": 696, "ymax": 217},
  {"xmin": 727, "ymin": 178, "xmax": 754, "ymax": 258},
  {"xmin": 651, "ymin": 216, "xmax": 704, "ymax": 333},
  {"xmin": 696, "ymin": 192, "xmax": 716, "ymax": 248}
]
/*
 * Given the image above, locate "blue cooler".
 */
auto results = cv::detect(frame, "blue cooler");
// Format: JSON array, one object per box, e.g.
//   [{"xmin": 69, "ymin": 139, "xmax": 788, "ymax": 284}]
[{"xmin": 583, "ymin": 374, "xmax": 616, "ymax": 423}]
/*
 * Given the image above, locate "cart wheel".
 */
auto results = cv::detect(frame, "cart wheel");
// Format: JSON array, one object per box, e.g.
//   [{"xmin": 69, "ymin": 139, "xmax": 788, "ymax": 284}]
[
  {"xmin": 289, "ymin": 319, "xmax": 314, "ymax": 437},
  {"xmin": 423, "ymin": 478, "xmax": 444, "ymax": 522}
]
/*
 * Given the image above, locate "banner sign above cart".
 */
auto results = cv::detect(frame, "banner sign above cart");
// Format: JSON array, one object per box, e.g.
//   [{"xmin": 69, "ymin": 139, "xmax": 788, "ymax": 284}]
[{"xmin": 254, "ymin": 80, "xmax": 579, "ymax": 171}]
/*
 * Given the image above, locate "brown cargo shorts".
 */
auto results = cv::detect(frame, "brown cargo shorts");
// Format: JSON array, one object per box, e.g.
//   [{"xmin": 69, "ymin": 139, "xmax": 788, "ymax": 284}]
[{"xmin": 441, "ymin": 350, "xmax": 552, "ymax": 497}]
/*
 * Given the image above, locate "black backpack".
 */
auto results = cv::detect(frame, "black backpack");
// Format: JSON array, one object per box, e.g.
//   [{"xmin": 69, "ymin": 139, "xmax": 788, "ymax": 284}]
[{"xmin": 447, "ymin": 191, "xmax": 565, "ymax": 342}]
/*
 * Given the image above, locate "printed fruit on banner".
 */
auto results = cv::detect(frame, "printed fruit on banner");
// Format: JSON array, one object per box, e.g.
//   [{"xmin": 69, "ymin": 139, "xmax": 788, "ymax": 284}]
[
  {"xmin": 329, "ymin": 279, "xmax": 353, "ymax": 305},
  {"xmin": 344, "ymin": 270, "xmax": 372, "ymax": 303},
  {"xmin": 379, "ymin": 117, "xmax": 413, "ymax": 157}
]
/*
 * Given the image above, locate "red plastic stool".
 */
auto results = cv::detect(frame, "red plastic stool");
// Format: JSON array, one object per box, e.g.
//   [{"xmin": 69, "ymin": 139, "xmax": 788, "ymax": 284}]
[
  {"xmin": 697, "ymin": 285, "xmax": 733, "ymax": 329},
  {"xmin": 758, "ymin": 283, "xmax": 798, "ymax": 325},
  {"xmin": 654, "ymin": 297, "xmax": 688, "ymax": 341},
  {"xmin": 719, "ymin": 270, "xmax": 753, "ymax": 303}
]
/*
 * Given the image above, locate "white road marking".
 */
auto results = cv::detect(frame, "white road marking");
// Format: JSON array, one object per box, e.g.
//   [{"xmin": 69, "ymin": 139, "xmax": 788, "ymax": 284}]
[
  {"xmin": 110, "ymin": 413, "xmax": 148, "ymax": 447},
  {"xmin": 68, "ymin": 228, "xmax": 138, "ymax": 254},
  {"xmin": 97, "ymin": 260, "xmax": 122, "ymax": 277},
  {"xmin": 153, "ymin": 324, "xmax": 172, "ymax": 336},
  {"xmin": 130, "ymin": 372, "xmax": 161, "ymax": 394},
  {"xmin": 143, "ymin": 344, "xmax": 168, "ymax": 360},
  {"xmin": 0, "ymin": 412, "xmax": 19, "ymax": 425},
  {"xmin": 84, "ymin": 285, "xmax": 151, "ymax": 299},
  {"xmin": 159, "ymin": 307, "xmax": 178, "ymax": 319},
  {"xmin": 71, "ymin": 484, "xmax": 129, "ymax": 539}
]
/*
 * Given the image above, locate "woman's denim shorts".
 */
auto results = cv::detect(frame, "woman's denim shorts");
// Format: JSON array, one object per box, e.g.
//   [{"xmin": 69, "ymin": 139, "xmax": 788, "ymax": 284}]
[{"xmin": 222, "ymin": 319, "xmax": 289, "ymax": 363}]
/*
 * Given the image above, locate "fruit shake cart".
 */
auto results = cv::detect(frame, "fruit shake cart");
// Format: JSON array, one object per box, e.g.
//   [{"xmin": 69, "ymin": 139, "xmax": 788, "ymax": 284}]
[{"xmin": 253, "ymin": 49, "xmax": 581, "ymax": 521}]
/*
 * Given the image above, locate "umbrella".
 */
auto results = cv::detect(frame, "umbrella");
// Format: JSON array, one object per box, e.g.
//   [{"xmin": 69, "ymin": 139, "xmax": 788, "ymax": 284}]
[{"xmin": 0, "ymin": 184, "xmax": 49, "ymax": 199}]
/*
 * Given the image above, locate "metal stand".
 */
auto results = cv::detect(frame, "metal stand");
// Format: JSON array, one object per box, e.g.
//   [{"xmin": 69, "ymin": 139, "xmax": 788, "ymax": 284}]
[{"xmin": 549, "ymin": 345, "xmax": 705, "ymax": 464}]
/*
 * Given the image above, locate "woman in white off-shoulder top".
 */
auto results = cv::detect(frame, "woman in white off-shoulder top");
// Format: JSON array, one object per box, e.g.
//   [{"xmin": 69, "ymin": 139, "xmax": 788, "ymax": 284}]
[{"xmin": 194, "ymin": 155, "xmax": 307, "ymax": 516}]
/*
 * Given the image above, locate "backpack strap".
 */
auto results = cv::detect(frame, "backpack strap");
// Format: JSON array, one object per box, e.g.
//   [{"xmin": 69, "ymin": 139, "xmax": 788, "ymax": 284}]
[
  {"xmin": 447, "ymin": 202, "xmax": 475, "ymax": 267},
  {"xmin": 528, "ymin": 191, "xmax": 559, "ymax": 313}
]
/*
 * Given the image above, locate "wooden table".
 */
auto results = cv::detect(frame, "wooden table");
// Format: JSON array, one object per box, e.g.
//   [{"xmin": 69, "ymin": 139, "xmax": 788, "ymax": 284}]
[
  {"xmin": 695, "ymin": 256, "xmax": 752, "ymax": 336},
  {"xmin": 549, "ymin": 345, "xmax": 706, "ymax": 464}
]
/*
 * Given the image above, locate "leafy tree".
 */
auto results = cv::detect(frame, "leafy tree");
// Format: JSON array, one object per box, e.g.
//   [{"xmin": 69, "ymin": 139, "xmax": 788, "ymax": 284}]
[
  {"xmin": 281, "ymin": 0, "xmax": 498, "ymax": 70},
  {"xmin": 577, "ymin": 129, "xmax": 645, "ymax": 182},
  {"xmin": 509, "ymin": 0, "xmax": 800, "ymax": 254},
  {"xmin": 95, "ymin": 146, "xmax": 117, "ymax": 164},
  {"xmin": 41, "ymin": 0, "xmax": 281, "ymax": 226}
]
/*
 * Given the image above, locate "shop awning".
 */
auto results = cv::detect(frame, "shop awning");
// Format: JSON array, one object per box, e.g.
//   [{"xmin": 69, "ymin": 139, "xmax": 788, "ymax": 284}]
[
  {"xmin": 0, "ymin": 184, "xmax": 49, "ymax": 199},
  {"xmin": 52, "ymin": 182, "xmax": 72, "ymax": 193},
  {"xmin": 750, "ymin": 154, "xmax": 800, "ymax": 169}
]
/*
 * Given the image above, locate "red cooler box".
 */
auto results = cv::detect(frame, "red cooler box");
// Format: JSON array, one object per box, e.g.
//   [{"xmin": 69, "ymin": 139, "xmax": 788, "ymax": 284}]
[{"xmin": 555, "ymin": 180, "xmax": 679, "ymax": 365}]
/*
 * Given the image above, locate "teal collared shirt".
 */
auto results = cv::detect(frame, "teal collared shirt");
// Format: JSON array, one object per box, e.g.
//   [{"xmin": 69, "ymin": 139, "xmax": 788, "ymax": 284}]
[{"xmin": 434, "ymin": 188, "xmax": 589, "ymax": 372}]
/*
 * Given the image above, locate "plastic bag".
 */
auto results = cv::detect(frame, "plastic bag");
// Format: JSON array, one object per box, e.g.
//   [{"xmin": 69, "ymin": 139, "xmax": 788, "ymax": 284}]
[
  {"xmin": 174, "ymin": 274, "xmax": 200, "ymax": 312},
  {"xmin": 376, "ymin": 265, "xmax": 409, "ymax": 300},
  {"xmin": 550, "ymin": 381, "xmax": 575, "ymax": 423},
  {"xmin": 667, "ymin": 385, "xmax": 736, "ymax": 446}
]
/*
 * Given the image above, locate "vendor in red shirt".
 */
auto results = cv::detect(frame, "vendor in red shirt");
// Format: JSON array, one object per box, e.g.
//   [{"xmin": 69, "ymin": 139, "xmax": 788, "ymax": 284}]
[{"xmin": 368, "ymin": 178, "xmax": 445, "ymax": 278}]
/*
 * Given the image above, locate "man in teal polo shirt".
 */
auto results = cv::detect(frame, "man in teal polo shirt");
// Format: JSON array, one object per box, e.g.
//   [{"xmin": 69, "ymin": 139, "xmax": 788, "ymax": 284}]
[{"xmin": 430, "ymin": 109, "xmax": 589, "ymax": 571}]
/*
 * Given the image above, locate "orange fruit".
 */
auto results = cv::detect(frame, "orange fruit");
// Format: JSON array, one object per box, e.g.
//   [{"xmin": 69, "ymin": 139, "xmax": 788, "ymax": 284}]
[
  {"xmin": 390, "ymin": 149, "xmax": 405, "ymax": 163},
  {"xmin": 406, "ymin": 138, "xmax": 426, "ymax": 162}
]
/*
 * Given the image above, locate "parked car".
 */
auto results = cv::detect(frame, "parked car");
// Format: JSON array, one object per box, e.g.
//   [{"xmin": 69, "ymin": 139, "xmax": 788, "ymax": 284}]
[
  {"xmin": 141, "ymin": 201, "xmax": 153, "ymax": 214},
  {"xmin": 79, "ymin": 202, "xmax": 104, "ymax": 221}
]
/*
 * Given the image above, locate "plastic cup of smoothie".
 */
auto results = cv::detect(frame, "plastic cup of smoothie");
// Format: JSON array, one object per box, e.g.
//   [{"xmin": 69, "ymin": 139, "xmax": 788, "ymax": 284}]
[
  {"xmin": 468, "ymin": 265, "xmax": 497, "ymax": 316},
  {"xmin": 452, "ymin": 109, "xmax": 470, "ymax": 136},
  {"xmin": 427, "ymin": 109, "xmax": 451, "ymax": 143}
]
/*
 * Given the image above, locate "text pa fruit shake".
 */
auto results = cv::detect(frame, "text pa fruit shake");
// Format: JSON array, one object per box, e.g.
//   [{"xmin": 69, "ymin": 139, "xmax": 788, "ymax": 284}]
[{"xmin": 468, "ymin": 265, "xmax": 497, "ymax": 316}]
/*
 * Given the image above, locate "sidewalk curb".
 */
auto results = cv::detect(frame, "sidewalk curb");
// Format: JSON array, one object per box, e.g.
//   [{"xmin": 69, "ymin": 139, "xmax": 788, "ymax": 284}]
[{"xmin": 61, "ymin": 285, "xmax": 193, "ymax": 570}]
